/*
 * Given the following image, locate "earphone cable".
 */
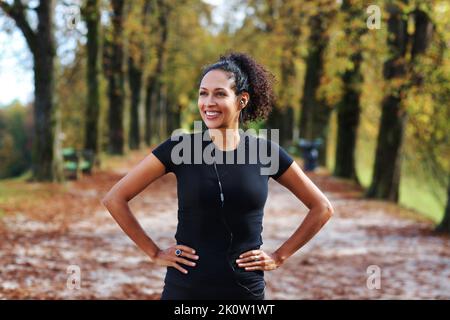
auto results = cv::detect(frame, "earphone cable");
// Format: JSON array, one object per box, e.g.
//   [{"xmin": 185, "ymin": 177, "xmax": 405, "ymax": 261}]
[{"xmin": 212, "ymin": 146, "xmax": 266, "ymax": 297}]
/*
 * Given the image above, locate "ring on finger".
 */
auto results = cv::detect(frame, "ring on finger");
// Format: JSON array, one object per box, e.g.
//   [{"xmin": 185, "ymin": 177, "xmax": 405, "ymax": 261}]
[{"xmin": 175, "ymin": 249, "xmax": 183, "ymax": 257}]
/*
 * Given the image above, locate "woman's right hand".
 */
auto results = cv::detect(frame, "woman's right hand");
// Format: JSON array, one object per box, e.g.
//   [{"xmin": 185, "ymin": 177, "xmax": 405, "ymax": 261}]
[{"xmin": 153, "ymin": 245, "xmax": 199, "ymax": 274}]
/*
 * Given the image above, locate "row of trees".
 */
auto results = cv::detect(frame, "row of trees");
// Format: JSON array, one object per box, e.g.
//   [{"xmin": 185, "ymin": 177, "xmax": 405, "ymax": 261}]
[
  {"xmin": 0, "ymin": 0, "xmax": 449, "ymax": 231},
  {"xmin": 233, "ymin": 0, "xmax": 449, "ymax": 231},
  {"xmin": 0, "ymin": 0, "xmax": 214, "ymax": 180}
]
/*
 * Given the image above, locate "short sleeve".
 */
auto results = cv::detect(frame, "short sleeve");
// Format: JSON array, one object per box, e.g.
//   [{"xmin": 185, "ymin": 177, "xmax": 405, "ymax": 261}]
[
  {"xmin": 151, "ymin": 137, "xmax": 178, "ymax": 173},
  {"xmin": 268, "ymin": 140, "xmax": 294, "ymax": 180}
]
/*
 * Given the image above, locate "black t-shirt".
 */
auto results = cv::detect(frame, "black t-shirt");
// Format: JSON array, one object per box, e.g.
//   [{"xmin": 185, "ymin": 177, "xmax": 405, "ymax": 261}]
[{"xmin": 151, "ymin": 130, "xmax": 294, "ymax": 289}]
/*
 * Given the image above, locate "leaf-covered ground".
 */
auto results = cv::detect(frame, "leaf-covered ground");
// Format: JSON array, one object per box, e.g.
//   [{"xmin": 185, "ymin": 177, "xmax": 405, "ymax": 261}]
[{"xmin": 0, "ymin": 150, "xmax": 449, "ymax": 299}]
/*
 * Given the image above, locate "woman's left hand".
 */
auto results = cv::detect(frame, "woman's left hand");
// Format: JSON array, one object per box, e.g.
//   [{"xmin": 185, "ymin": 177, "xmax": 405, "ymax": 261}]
[{"xmin": 236, "ymin": 249, "xmax": 283, "ymax": 271}]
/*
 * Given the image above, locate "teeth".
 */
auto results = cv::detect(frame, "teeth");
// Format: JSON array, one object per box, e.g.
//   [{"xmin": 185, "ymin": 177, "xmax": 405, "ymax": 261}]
[{"xmin": 206, "ymin": 111, "xmax": 221, "ymax": 116}]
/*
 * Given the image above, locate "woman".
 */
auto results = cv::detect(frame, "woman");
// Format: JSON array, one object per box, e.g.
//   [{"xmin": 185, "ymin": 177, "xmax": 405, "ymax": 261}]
[{"xmin": 102, "ymin": 52, "xmax": 334, "ymax": 300}]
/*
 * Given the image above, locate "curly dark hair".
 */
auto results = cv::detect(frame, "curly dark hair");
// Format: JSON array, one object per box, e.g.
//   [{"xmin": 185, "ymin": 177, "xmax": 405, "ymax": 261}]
[{"xmin": 199, "ymin": 52, "xmax": 276, "ymax": 124}]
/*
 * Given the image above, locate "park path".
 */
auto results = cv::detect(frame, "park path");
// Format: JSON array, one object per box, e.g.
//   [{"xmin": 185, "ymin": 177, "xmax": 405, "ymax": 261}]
[{"xmin": 0, "ymin": 150, "xmax": 449, "ymax": 299}]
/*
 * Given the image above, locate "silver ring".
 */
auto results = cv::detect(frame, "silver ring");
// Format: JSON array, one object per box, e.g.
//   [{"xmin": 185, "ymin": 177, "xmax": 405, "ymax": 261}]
[
  {"xmin": 175, "ymin": 249, "xmax": 182, "ymax": 257},
  {"xmin": 254, "ymin": 255, "xmax": 260, "ymax": 261}
]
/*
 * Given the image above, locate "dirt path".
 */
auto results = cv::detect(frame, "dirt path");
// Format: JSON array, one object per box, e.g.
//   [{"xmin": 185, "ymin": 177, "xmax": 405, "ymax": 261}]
[{"xmin": 0, "ymin": 150, "xmax": 449, "ymax": 299}]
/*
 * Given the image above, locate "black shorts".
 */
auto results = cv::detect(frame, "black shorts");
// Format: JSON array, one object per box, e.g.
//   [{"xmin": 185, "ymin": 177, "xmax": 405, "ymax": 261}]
[{"xmin": 160, "ymin": 280, "xmax": 266, "ymax": 300}]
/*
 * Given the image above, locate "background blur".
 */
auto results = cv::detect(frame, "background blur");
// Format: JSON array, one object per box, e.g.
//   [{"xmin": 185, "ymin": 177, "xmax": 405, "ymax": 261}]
[{"xmin": 0, "ymin": 0, "xmax": 449, "ymax": 299}]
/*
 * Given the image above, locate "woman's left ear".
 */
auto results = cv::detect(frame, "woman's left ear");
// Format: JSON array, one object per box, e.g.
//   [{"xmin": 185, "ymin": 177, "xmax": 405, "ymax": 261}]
[{"xmin": 239, "ymin": 93, "xmax": 249, "ymax": 109}]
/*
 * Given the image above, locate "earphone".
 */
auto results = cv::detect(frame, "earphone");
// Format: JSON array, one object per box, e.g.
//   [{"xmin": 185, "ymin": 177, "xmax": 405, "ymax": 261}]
[
  {"xmin": 239, "ymin": 100, "xmax": 245, "ymax": 123},
  {"xmin": 211, "ymin": 141, "xmax": 266, "ymax": 297}
]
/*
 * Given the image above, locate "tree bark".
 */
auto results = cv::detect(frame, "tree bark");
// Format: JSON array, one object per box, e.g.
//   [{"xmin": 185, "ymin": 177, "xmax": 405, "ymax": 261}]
[
  {"xmin": 128, "ymin": 57, "xmax": 142, "ymax": 149},
  {"xmin": 128, "ymin": 0, "xmax": 152, "ymax": 150},
  {"xmin": 267, "ymin": 1, "xmax": 301, "ymax": 147},
  {"xmin": 298, "ymin": 12, "xmax": 331, "ymax": 166},
  {"xmin": 107, "ymin": 0, "xmax": 126, "ymax": 155},
  {"xmin": 144, "ymin": 74, "xmax": 156, "ymax": 145},
  {"xmin": 0, "ymin": 0, "xmax": 62, "ymax": 181},
  {"xmin": 334, "ymin": 53, "xmax": 363, "ymax": 182},
  {"xmin": 367, "ymin": 4, "xmax": 433, "ymax": 201},
  {"xmin": 367, "ymin": 3, "xmax": 408, "ymax": 201},
  {"xmin": 333, "ymin": 0, "xmax": 365, "ymax": 182},
  {"xmin": 83, "ymin": 0, "xmax": 101, "ymax": 164},
  {"xmin": 145, "ymin": 0, "xmax": 169, "ymax": 144}
]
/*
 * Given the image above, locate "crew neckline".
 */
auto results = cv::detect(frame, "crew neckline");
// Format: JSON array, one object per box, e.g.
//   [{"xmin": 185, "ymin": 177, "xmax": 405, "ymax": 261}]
[{"xmin": 206, "ymin": 129, "xmax": 243, "ymax": 153}]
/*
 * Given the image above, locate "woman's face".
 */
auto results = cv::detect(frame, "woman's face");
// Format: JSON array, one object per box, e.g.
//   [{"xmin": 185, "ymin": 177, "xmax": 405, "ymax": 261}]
[{"xmin": 198, "ymin": 69, "xmax": 245, "ymax": 129}]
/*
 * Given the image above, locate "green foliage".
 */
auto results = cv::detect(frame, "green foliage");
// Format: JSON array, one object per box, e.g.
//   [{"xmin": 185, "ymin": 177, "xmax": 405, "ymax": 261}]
[
  {"xmin": 0, "ymin": 102, "xmax": 32, "ymax": 179},
  {"xmin": 56, "ymin": 46, "xmax": 87, "ymax": 150}
]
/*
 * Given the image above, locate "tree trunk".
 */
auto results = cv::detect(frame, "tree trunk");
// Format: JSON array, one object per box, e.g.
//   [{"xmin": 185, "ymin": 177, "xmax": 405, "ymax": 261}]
[
  {"xmin": 334, "ymin": 0, "xmax": 365, "ymax": 182},
  {"xmin": 268, "ymin": 1, "xmax": 301, "ymax": 147},
  {"xmin": 311, "ymin": 99, "xmax": 331, "ymax": 167},
  {"xmin": 107, "ymin": 0, "xmax": 126, "ymax": 155},
  {"xmin": 367, "ymin": 95, "xmax": 407, "ymax": 201},
  {"xmin": 145, "ymin": 0, "xmax": 169, "ymax": 144},
  {"xmin": 367, "ymin": 3, "xmax": 408, "ymax": 201},
  {"xmin": 267, "ymin": 104, "xmax": 293, "ymax": 147},
  {"xmin": 298, "ymin": 13, "xmax": 331, "ymax": 166},
  {"xmin": 150, "ymin": 79, "xmax": 161, "ymax": 142},
  {"xmin": 0, "ymin": 0, "xmax": 62, "ymax": 181},
  {"xmin": 128, "ymin": 0, "xmax": 152, "ymax": 150},
  {"xmin": 144, "ymin": 75, "xmax": 155, "ymax": 145},
  {"xmin": 333, "ymin": 52, "xmax": 362, "ymax": 182},
  {"xmin": 156, "ymin": 0, "xmax": 169, "ymax": 141},
  {"xmin": 83, "ymin": 0, "xmax": 101, "ymax": 165},
  {"xmin": 276, "ymin": 52, "xmax": 296, "ymax": 146},
  {"xmin": 299, "ymin": 14, "xmax": 325, "ymax": 141},
  {"xmin": 436, "ymin": 175, "xmax": 450, "ymax": 234},
  {"xmin": 32, "ymin": 1, "xmax": 62, "ymax": 181},
  {"xmin": 367, "ymin": 3, "xmax": 433, "ymax": 201},
  {"xmin": 160, "ymin": 84, "xmax": 169, "ymax": 138},
  {"xmin": 128, "ymin": 56, "xmax": 142, "ymax": 150}
]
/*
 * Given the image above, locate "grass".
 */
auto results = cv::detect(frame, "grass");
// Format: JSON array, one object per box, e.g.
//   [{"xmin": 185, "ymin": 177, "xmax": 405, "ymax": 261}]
[
  {"xmin": 399, "ymin": 176, "xmax": 446, "ymax": 223},
  {"xmin": 354, "ymin": 149, "xmax": 445, "ymax": 224}
]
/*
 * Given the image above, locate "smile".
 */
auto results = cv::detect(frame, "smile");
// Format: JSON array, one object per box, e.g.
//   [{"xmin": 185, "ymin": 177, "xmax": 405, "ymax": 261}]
[{"xmin": 205, "ymin": 111, "xmax": 222, "ymax": 119}]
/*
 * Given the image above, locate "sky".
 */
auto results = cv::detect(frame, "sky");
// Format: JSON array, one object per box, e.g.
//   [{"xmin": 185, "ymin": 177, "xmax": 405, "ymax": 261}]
[
  {"xmin": 0, "ymin": 0, "xmax": 228, "ymax": 107},
  {"xmin": 0, "ymin": 30, "xmax": 34, "ymax": 106}
]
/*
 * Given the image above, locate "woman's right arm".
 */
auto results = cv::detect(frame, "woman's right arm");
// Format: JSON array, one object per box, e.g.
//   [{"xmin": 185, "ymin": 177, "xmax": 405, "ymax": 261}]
[{"xmin": 101, "ymin": 153, "xmax": 198, "ymax": 274}]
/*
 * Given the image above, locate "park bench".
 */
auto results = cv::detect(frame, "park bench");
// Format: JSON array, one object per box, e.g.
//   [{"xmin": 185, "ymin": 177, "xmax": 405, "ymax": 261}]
[{"xmin": 63, "ymin": 148, "xmax": 95, "ymax": 179}]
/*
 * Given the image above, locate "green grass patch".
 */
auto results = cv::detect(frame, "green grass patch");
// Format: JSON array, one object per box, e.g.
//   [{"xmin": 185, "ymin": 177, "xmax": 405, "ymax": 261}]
[
  {"xmin": 354, "ymin": 150, "xmax": 445, "ymax": 223},
  {"xmin": 399, "ymin": 176, "xmax": 446, "ymax": 223}
]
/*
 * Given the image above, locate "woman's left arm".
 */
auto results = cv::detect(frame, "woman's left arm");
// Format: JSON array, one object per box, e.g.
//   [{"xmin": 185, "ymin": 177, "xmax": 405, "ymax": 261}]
[{"xmin": 237, "ymin": 162, "xmax": 334, "ymax": 271}]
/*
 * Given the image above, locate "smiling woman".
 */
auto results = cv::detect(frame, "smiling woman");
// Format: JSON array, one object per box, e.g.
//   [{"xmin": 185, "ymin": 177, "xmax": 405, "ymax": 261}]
[
  {"xmin": 102, "ymin": 51, "xmax": 334, "ymax": 301},
  {"xmin": 198, "ymin": 52, "xmax": 275, "ymax": 127}
]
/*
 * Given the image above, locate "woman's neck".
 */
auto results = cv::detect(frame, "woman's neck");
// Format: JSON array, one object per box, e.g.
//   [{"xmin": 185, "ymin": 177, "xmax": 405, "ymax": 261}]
[{"xmin": 208, "ymin": 127, "xmax": 240, "ymax": 151}]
